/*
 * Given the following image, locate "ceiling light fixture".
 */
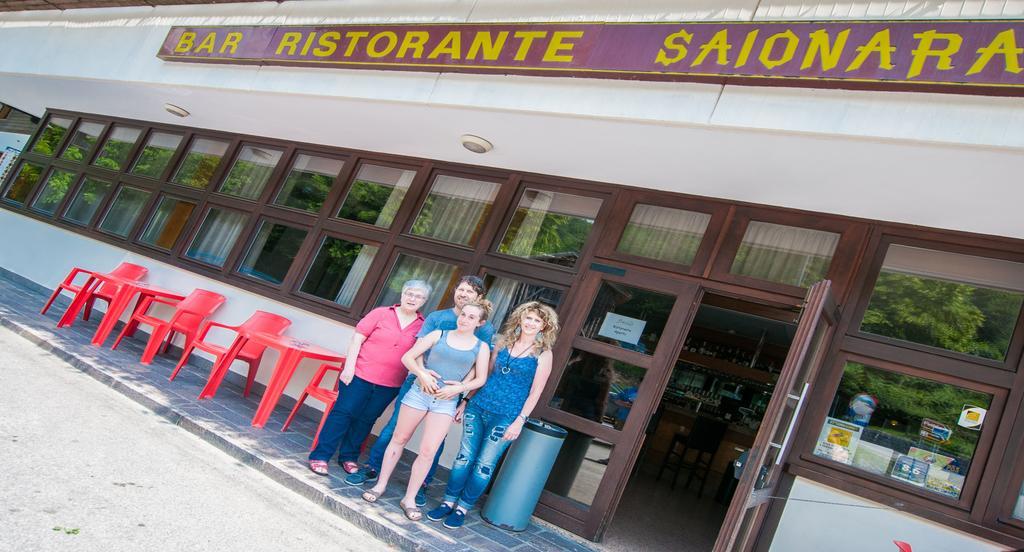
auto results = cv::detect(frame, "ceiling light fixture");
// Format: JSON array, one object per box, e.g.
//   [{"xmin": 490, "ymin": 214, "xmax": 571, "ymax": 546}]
[
  {"xmin": 460, "ymin": 134, "xmax": 493, "ymax": 154},
  {"xmin": 163, "ymin": 103, "xmax": 190, "ymax": 118}
]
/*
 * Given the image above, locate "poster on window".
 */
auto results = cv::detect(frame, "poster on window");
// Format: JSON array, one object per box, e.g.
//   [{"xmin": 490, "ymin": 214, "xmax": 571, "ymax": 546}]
[
  {"xmin": 891, "ymin": 454, "xmax": 930, "ymax": 487},
  {"xmin": 814, "ymin": 417, "xmax": 862, "ymax": 465},
  {"xmin": 597, "ymin": 312, "xmax": 646, "ymax": 346}
]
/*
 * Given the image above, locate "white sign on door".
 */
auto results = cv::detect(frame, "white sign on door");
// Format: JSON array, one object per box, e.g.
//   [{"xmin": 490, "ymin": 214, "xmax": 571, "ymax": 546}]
[{"xmin": 597, "ymin": 312, "xmax": 646, "ymax": 345}]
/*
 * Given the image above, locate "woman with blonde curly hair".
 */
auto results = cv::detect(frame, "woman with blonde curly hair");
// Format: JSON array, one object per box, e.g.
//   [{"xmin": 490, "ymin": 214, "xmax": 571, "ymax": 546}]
[{"xmin": 426, "ymin": 301, "xmax": 560, "ymax": 529}]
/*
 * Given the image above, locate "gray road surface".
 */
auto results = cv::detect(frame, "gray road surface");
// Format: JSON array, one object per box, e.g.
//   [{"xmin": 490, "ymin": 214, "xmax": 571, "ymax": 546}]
[{"xmin": 0, "ymin": 326, "xmax": 392, "ymax": 552}]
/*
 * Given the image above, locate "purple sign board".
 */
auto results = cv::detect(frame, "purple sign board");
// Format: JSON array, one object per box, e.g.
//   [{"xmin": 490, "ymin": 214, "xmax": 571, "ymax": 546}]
[{"xmin": 158, "ymin": 21, "xmax": 1024, "ymax": 94}]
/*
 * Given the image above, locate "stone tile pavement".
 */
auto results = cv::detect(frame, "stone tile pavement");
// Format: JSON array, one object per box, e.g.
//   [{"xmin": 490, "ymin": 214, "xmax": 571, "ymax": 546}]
[{"xmin": 0, "ymin": 267, "xmax": 598, "ymax": 552}]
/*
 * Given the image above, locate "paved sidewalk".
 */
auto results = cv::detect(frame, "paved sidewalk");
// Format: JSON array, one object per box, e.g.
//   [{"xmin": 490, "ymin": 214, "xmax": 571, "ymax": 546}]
[
  {"xmin": 0, "ymin": 325, "xmax": 391, "ymax": 552},
  {"xmin": 0, "ymin": 268, "xmax": 596, "ymax": 552}
]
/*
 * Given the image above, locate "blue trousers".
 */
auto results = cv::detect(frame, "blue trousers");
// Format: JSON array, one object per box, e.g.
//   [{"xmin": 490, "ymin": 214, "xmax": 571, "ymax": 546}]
[
  {"xmin": 443, "ymin": 403, "xmax": 516, "ymax": 510},
  {"xmin": 309, "ymin": 375, "xmax": 400, "ymax": 464},
  {"xmin": 366, "ymin": 374, "xmax": 444, "ymax": 485}
]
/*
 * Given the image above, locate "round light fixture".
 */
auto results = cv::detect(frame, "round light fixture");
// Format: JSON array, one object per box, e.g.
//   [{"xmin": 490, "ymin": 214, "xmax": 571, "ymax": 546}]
[
  {"xmin": 163, "ymin": 103, "xmax": 190, "ymax": 118},
  {"xmin": 460, "ymin": 134, "xmax": 493, "ymax": 154}
]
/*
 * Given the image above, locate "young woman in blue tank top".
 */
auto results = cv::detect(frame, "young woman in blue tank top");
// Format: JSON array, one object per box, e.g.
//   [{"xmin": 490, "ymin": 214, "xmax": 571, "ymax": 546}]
[
  {"xmin": 426, "ymin": 301, "xmax": 560, "ymax": 529},
  {"xmin": 362, "ymin": 301, "xmax": 493, "ymax": 521}
]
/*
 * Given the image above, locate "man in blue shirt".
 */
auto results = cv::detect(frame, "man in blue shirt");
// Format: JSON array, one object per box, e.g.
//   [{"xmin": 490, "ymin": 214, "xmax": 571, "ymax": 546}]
[{"xmin": 345, "ymin": 275, "xmax": 495, "ymax": 507}]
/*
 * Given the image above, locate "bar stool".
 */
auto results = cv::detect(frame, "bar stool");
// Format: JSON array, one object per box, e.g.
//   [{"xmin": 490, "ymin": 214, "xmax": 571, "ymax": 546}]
[{"xmin": 657, "ymin": 416, "xmax": 728, "ymax": 497}]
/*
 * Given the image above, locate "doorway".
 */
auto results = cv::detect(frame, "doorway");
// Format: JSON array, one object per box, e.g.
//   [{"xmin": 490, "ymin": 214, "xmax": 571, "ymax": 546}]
[{"xmin": 599, "ymin": 294, "xmax": 800, "ymax": 552}]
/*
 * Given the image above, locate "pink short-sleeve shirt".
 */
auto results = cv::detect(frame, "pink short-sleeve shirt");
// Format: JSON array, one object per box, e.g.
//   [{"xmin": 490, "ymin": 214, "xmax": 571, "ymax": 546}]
[{"xmin": 353, "ymin": 305, "xmax": 425, "ymax": 387}]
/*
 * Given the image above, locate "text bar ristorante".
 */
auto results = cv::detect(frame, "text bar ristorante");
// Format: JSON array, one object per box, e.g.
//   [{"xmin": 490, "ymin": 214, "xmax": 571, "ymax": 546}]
[{"xmin": 158, "ymin": 21, "xmax": 1024, "ymax": 90}]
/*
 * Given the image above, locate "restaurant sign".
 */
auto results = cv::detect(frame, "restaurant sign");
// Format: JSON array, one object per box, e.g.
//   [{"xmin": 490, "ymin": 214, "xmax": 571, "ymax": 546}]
[{"xmin": 158, "ymin": 21, "xmax": 1024, "ymax": 93}]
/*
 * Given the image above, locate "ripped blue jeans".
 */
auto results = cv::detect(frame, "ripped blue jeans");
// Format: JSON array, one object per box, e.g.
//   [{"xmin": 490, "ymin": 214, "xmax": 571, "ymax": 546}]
[{"xmin": 443, "ymin": 402, "xmax": 516, "ymax": 511}]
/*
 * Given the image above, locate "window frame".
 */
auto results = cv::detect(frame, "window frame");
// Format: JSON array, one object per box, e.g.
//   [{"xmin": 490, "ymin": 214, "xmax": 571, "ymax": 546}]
[
  {"xmin": 290, "ymin": 227, "xmax": 388, "ymax": 313},
  {"xmin": 58, "ymin": 118, "xmax": 109, "ymax": 165},
  {"xmin": 27, "ymin": 113, "xmax": 76, "ymax": 158},
  {"xmin": 231, "ymin": 215, "xmax": 315, "ymax": 291},
  {"xmin": 95, "ymin": 183, "xmax": 156, "ymax": 241},
  {"xmin": 134, "ymin": 192, "xmax": 201, "ymax": 254}
]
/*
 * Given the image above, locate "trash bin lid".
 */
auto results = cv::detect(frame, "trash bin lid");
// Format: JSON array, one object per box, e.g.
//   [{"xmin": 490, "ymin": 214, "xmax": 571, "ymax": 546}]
[{"xmin": 525, "ymin": 419, "xmax": 568, "ymax": 439}]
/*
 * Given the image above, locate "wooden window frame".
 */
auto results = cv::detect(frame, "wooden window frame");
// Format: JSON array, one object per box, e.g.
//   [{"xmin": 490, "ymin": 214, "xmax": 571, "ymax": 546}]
[
  {"xmin": 27, "ymin": 113, "xmax": 76, "ymax": 158},
  {"xmin": 95, "ymin": 183, "xmax": 156, "ymax": 242}
]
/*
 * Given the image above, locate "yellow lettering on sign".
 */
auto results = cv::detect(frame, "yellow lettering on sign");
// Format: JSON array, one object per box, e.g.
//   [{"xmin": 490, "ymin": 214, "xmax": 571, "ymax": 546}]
[
  {"xmin": 845, "ymin": 29, "xmax": 895, "ymax": 72},
  {"xmin": 276, "ymin": 32, "xmax": 303, "ymax": 56},
  {"xmin": 397, "ymin": 31, "xmax": 430, "ymax": 59},
  {"xmin": 734, "ymin": 29, "xmax": 760, "ymax": 68},
  {"xmin": 467, "ymin": 31, "xmax": 508, "ymax": 61},
  {"xmin": 543, "ymin": 31, "xmax": 583, "ymax": 62},
  {"xmin": 194, "ymin": 32, "xmax": 218, "ymax": 54},
  {"xmin": 654, "ymin": 29, "xmax": 693, "ymax": 66},
  {"xmin": 907, "ymin": 30, "xmax": 963, "ymax": 79},
  {"xmin": 428, "ymin": 31, "xmax": 462, "ymax": 60},
  {"xmin": 692, "ymin": 29, "xmax": 731, "ymax": 67},
  {"xmin": 300, "ymin": 32, "xmax": 317, "ymax": 56},
  {"xmin": 759, "ymin": 30, "xmax": 799, "ymax": 69},
  {"xmin": 344, "ymin": 31, "xmax": 370, "ymax": 57},
  {"xmin": 314, "ymin": 31, "xmax": 341, "ymax": 57},
  {"xmin": 801, "ymin": 29, "xmax": 850, "ymax": 71},
  {"xmin": 967, "ymin": 29, "xmax": 1023, "ymax": 76},
  {"xmin": 174, "ymin": 32, "xmax": 196, "ymax": 53},
  {"xmin": 220, "ymin": 32, "xmax": 243, "ymax": 54},
  {"xmin": 513, "ymin": 31, "xmax": 548, "ymax": 61},
  {"xmin": 367, "ymin": 31, "xmax": 399, "ymax": 58}
]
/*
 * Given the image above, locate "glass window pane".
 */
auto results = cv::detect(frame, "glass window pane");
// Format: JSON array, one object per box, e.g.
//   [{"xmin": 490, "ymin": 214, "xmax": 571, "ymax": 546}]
[
  {"xmin": 171, "ymin": 137, "xmax": 229, "ymax": 189},
  {"xmin": 218, "ymin": 145, "xmax": 284, "ymax": 200},
  {"xmin": 274, "ymin": 153, "xmax": 345, "ymax": 213},
  {"xmin": 30, "ymin": 169, "xmax": 76, "ymax": 215},
  {"xmin": 336, "ymin": 164, "xmax": 415, "ymax": 228},
  {"xmin": 580, "ymin": 281, "xmax": 677, "ymax": 355},
  {"xmin": 861, "ymin": 245, "xmax": 1024, "ymax": 361},
  {"xmin": 812, "ymin": 362, "xmax": 992, "ymax": 500},
  {"xmin": 30, "ymin": 116, "xmax": 73, "ymax": 156},
  {"xmin": 139, "ymin": 196, "xmax": 196, "ymax": 251},
  {"xmin": 92, "ymin": 125, "xmax": 142, "ymax": 171},
  {"xmin": 98, "ymin": 186, "xmax": 151, "ymax": 238},
  {"xmin": 410, "ymin": 175, "xmax": 500, "ymax": 245},
  {"xmin": 300, "ymin": 236, "xmax": 379, "ymax": 307},
  {"xmin": 730, "ymin": 221, "xmax": 840, "ymax": 288},
  {"xmin": 185, "ymin": 208, "xmax": 246, "ymax": 267},
  {"xmin": 617, "ymin": 204, "xmax": 711, "ymax": 266},
  {"xmin": 1014, "ymin": 482, "xmax": 1024, "ymax": 520},
  {"xmin": 375, "ymin": 254, "xmax": 459, "ymax": 314},
  {"xmin": 237, "ymin": 221, "xmax": 308, "ymax": 285},
  {"xmin": 3, "ymin": 162, "xmax": 44, "ymax": 205},
  {"xmin": 551, "ymin": 349, "xmax": 645, "ymax": 429},
  {"xmin": 62, "ymin": 177, "xmax": 112, "ymax": 225},
  {"xmin": 498, "ymin": 188, "xmax": 602, "ymax": 267},
  {"xmin": 482, "ymin": 273, "xmax": 564, "ymax": 331},
  {"xmin": 131, "ymin": 131, "xmax": 183, "ymax": 179},
  {"xmin": 544, "ymin": 428, "xmax": 612, "ymax": 507},
  {"xmin": 59, "ymin": 121, "xmax": 104, "ymax": 162}
]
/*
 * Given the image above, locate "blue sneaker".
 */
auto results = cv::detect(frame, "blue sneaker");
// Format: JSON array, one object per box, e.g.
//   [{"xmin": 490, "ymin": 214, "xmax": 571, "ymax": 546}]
[
  {"xmin": 426, "ymin": 503, "xmax": 453, "ymax": 522},
  {"xmin": 415, "ymin": 486, "xmax": 428, "ymax": 507},
  {"xmin": 442, "ymin": 508, "xmax": 466, "ymax": 530}
]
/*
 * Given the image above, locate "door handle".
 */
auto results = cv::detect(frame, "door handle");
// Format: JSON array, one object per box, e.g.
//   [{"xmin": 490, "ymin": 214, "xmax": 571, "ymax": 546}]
[{"xmin": 773, "ymin": 382, "xmax": 809, "ymax": 465}]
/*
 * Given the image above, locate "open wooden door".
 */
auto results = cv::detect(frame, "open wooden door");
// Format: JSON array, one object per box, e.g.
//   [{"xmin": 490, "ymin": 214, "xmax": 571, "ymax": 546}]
[{"xmin": 713, "ymin": 280, "xmax": 838, "ymax": 552}]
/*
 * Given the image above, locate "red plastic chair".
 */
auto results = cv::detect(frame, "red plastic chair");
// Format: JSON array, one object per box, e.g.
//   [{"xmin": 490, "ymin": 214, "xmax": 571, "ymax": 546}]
[
  {"xmin": 169, "ymin": 311, "xmax": 292, "ymax": 398},
  {"xmin": 110, "ymin": 289, "xmax": 226, "ymax": 365},
  {"xmin": 282, "ymin": 363, "xmax": 342, "ymax": 451},
  {"xmin": 41, "ymin": 262, "xmax": 148, "ymax": 321}
]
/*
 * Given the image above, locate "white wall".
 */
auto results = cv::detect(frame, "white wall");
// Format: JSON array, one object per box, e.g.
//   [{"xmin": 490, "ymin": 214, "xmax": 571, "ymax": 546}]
[
  {"xmin": 0, "ymin": 2, "xmax": 1023, "ymax": 240},
  {"xmin": 770, "ymin": 477, "xmax": 1008, "ymax": 552},
  {"xmin": 0, "ymin": 208, "xmax": 458, "ymax": 466}
]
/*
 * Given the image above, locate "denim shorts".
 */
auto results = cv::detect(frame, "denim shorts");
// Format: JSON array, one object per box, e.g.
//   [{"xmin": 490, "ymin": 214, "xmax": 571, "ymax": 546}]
[{"xmin": 401, "ymin": 385, "xmax": 459, "ymax": 417}]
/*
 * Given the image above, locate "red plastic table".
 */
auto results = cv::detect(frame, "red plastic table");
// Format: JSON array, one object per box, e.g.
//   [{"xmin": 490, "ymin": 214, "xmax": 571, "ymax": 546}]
[
  {"xmin": 219, "ymin": 332, "xmax": 345, "ymax": 429},
  {"xmin": 57, "ymin": 272, "xmax": 185, "ymax": 346}
]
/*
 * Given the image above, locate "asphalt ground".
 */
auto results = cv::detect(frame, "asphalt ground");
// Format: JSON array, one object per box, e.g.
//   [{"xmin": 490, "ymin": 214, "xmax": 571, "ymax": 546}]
[{"xmin": 0, "ymin": 325, "xmax": 393, "ymax": 552}]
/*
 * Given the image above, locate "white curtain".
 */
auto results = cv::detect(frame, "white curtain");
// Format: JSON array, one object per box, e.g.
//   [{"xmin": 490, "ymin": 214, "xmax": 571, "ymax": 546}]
[
  {"xmin": 503, "ymin": 189, "xmax": 555, "ymax": 258},
  {"xmin": 618, "ymin": 204, "xmax": 710, "ymax": 265},
  {"xmin": 731, "ymin": 221, "xmax": 840, "ymax": 287},
  {"xmin": 413, "ymin": 175, "xmax": 499, "ymax": 245},
  {"xmin": 377, "ymin": 255, "xmax": 457, "ymax": 313},
  {"xmin": 882, "ymin": 244, "xmax": 1024, "ymax": 293},
  {"xmin": 187, "ymin": 209, "xmax": 246, "ymax": 266},
  {"xmin": 352, "ymin": 164, "xmax": 415, "ymax": 227},
  {"xmin": 335, "ymin": 245, "xmax": 379, "ymax": 307}
]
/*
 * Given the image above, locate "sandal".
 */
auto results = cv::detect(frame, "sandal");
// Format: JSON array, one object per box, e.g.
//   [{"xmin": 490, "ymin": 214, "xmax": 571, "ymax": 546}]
[
  {"xmin": 341, "ymin": 461, "xmax": 360, "ymax": 474},
  {"xmin": 362, "ymin": 488, "xmax": 384, "ymax": 503},
  {"xmin": 399, "ymin": 501, "xmax": 423, "ymax": 521},
  {"xmin": 308, "ymin": 460, "xmax": 329, "ymax": 477}
]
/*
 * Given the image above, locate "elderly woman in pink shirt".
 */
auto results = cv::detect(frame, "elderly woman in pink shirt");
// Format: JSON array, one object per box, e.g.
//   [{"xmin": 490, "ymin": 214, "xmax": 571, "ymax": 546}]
[{"xmin": 308, "ymin": 280, "xmax": 430, "ymax": 476}]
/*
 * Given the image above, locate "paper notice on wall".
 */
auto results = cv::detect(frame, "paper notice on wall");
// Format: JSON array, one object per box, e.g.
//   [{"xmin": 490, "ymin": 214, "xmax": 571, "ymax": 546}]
[
  {"xmin": 851, "ymin": 441, "xmax": 895, "ymax": 475},
  {"xmin": 597, "ymin": 312, "xmax": 646, "ymax": 346},
  {"xmin": 958, "ymin": 406, "xmax": 986, "ymax": 429},
  {"xmin": 814, "ymin": 417, "xmax": 862, "ymax": 465}
]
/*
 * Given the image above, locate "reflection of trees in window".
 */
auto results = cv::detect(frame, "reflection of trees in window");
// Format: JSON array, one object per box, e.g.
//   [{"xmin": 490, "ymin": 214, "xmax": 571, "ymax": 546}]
[
  {"xmin": 172, "ymin": 139, "xmax": 228, "ymax": 189},
  {"xmin": 862, "ymin": 271, "xmax": 1023, "ymax": 361},
  {"xmin": 276, "ymin": 162, "xmax": 339, "ymax": 212},
  {"xmin": 300, "ymin": 237, "xmax": 378, "ymax": 306},
  {"xmin": 498, "ymin": 189, "xmax": 602, "ymax": 267},
  {"xmin": 30, "ymin": 117, "xmax": 72, "ymax": 156},
  {"xmin": 131, "ymin": 132, "xmax": 182, "ymax": 179},
  {"xmin": 31, "ymin": 169, "xmax": 75, "ymax": 214},
  {"xmin": 238, "ymin": 222, "xmax": 307, "ymax": 285},
  {"xmin": 411, "ymin": 176, "xmax": 499, "ymax": 245},
  {"xmin": 219, "ymin": 146, "xmax": 282, "ymax": 199},
  {"xmin": 93, "ymin": 127, "xmax": 141, "ymax": 172},
  {"xmin": 63, "ymin": 178, "xmax": 112, "ymax": 225},
  {"xmin": 60, "ymin": 122, "xmax": 104, "ymax": 163},
  {"xmin": 4, "ymin": 162, "xmax": 44, "ymax": 204}
]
